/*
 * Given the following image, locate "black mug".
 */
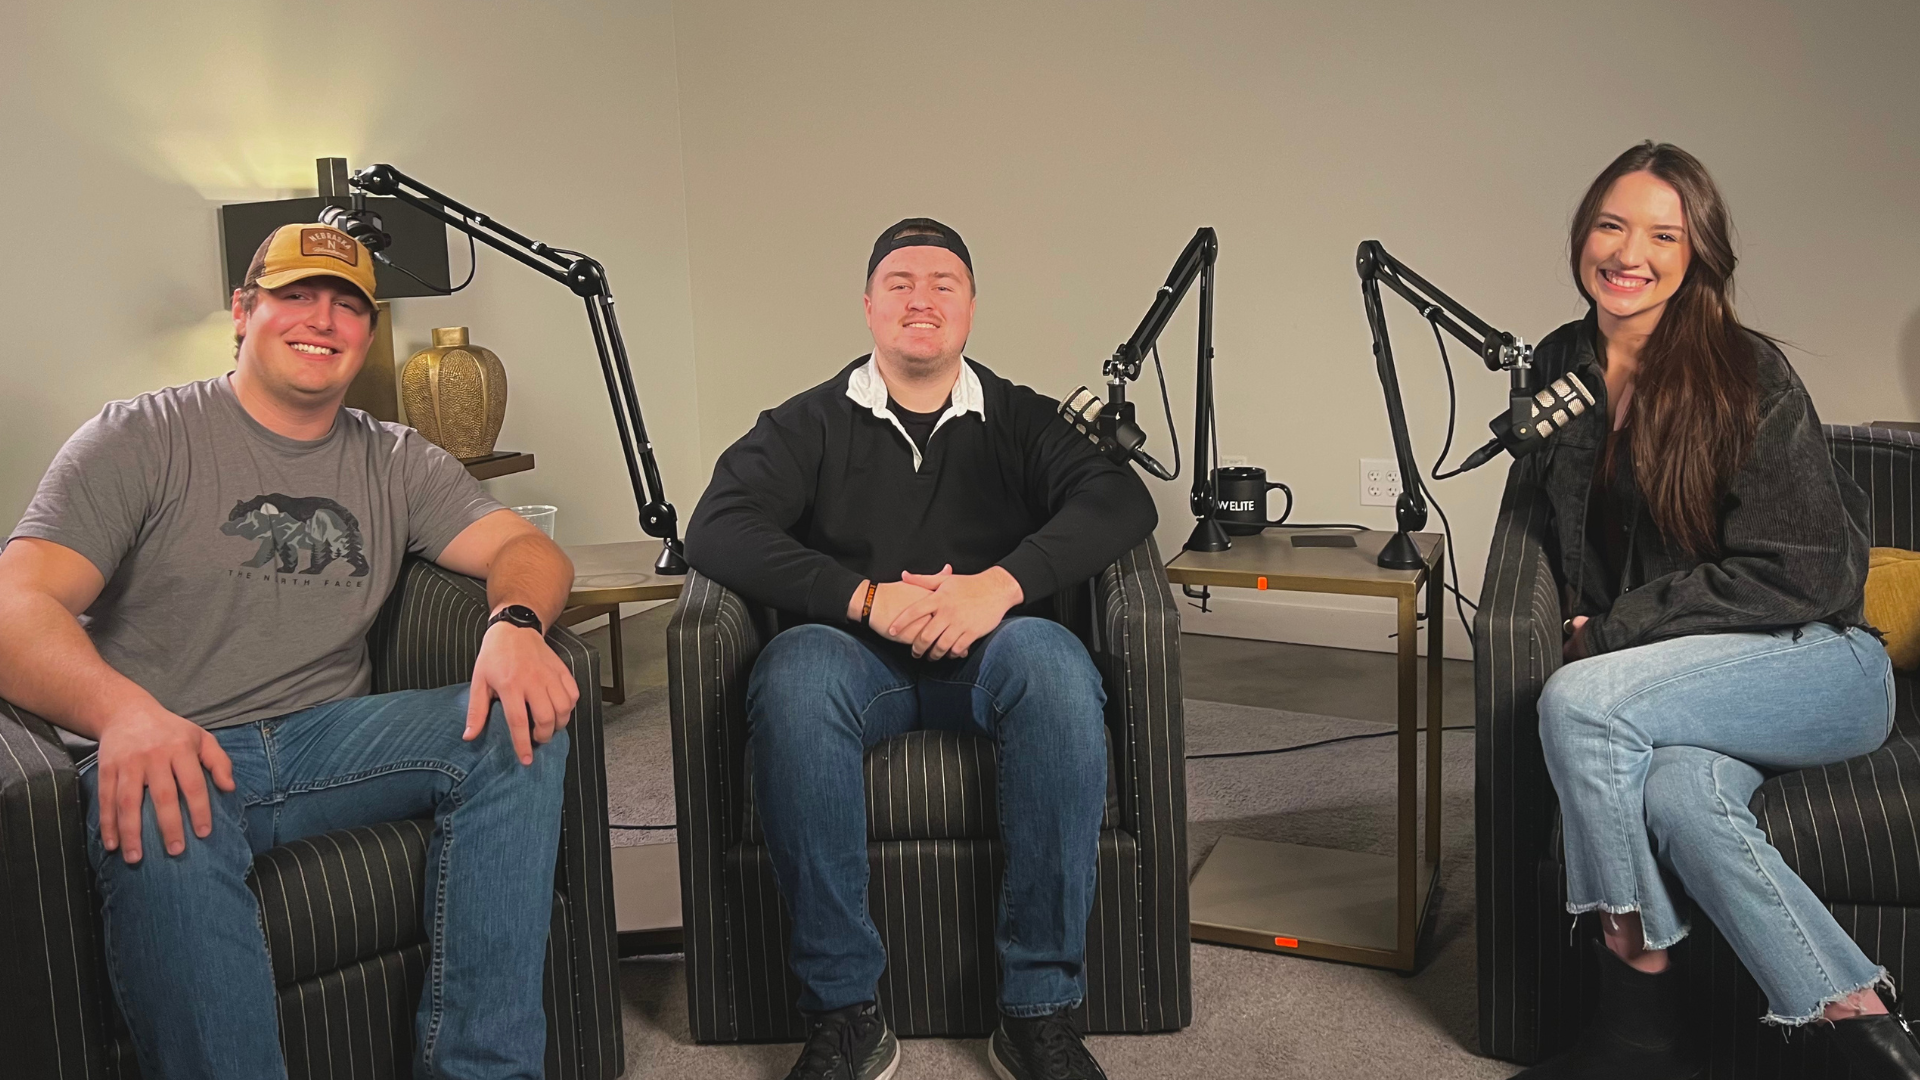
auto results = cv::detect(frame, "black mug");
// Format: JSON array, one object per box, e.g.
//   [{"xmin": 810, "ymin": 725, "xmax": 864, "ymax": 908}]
[{"xmin": 1212, "ymin": 466, "xmax": 1292, "ymax": 536}]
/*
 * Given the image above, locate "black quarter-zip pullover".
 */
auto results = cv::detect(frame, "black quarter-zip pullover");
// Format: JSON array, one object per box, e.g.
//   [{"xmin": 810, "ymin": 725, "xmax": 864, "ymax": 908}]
[{"xmin": 685, "ymin": 356, "xmax": 1158, "ymax": 623}]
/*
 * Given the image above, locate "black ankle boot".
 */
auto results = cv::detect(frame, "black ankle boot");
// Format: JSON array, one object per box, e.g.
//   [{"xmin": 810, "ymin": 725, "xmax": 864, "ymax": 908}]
[
  {"xmin": 1831, "ymin": 1013, "xmax": 1920, "ymax": 1079},
  {"xmin": 1514, "ymin": 940, "xmax": 1700, "ymax": 1079}
]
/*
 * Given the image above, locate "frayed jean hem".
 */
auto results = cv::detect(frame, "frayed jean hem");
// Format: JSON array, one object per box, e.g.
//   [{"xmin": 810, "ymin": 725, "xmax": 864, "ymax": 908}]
[
  {"xmin": 1563, "ymin": 901, "xmax": 1691, "ymax": 951},
  {"xmin": 1761, "ymin": 968, "xmax": 1893, "ymax": 1028}
]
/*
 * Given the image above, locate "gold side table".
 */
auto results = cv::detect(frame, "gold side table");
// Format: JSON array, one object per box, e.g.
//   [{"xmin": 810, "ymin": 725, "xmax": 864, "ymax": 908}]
[
  {"xmin": 1165, "ymin": 528, "xmax": 1445, "ymax": 972},
  {"xmin": 556, "ymin": 541, "xmax": 684, "ymax": 704}
]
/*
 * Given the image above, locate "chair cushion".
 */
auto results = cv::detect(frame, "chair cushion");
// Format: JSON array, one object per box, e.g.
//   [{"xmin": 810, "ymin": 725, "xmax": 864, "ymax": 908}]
[
  {"xmin": 277, "ymin": 942, "xmax": 430, "ymax": 1080},
  {"xmin": 1866, "ymin": 548, "xmax": 1920, "ymax": 670},
  {"xmin": 248, "ymin": 820, "xmax": 431, "ymax": 987},
  {"xmin": 741, "ymin": 728, "xmax": 1119, "ymax": 844},
  {"xmin": 1753, "ymin": 673, "xmax": 1920, "ymax": 907}
]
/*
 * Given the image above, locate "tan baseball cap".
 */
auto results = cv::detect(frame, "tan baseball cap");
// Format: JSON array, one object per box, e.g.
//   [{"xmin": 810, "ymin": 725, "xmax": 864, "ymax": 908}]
[{"xmin": 244, "ymin": 223, "xmax": 378, "ymax": 306}]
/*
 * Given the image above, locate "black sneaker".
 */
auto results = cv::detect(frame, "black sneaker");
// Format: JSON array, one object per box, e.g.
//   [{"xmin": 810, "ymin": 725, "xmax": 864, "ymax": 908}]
[
  {"xmin": 784, "ymin": 1001, "xmax": 900, "ymax": 1080},
  {"xmin": 990, "ymin": 1007, "xmax": 1108, "ymax": 1080}
]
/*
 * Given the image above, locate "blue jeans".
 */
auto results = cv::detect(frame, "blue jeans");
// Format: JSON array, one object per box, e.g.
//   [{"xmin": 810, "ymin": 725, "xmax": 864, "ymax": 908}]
[
  {"xmin": 80, "ymin": 684, "xmax": 568, "ymax": 1079},
  {"xmin": 746, "ymin": 617, "xmax": 1108, "ymax": 1017},
  {"xmin": 1540, "ymin": 623, "xmax": 1896, "ymax": 1024}
]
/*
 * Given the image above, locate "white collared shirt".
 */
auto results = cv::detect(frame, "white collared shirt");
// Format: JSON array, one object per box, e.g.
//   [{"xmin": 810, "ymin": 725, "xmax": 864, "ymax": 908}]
[{"xmin": 844, "ymin": 356, "xmax": 986, "ymax": 470}]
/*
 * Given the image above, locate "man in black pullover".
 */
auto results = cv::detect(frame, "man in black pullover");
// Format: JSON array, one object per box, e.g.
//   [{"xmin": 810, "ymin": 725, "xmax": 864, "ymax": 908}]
[{"xmin": 685, "ymin": 219, "xmax": 1154, "ymax": 1080}]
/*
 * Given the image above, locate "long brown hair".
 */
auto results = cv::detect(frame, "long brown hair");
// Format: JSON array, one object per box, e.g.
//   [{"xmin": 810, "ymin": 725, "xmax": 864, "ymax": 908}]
[{"xmin": 1569, "ymin": 142, "xmax": 1758, "ymax": 556}]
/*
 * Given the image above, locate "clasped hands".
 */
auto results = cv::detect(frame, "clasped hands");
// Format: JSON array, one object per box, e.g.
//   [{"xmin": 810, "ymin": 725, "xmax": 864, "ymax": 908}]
[{"xmin": 851, "ymin": 565, "xmax": 1025, "ymax": 661}]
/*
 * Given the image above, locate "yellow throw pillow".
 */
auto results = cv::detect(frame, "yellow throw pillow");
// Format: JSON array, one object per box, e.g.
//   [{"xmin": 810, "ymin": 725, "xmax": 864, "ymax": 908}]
[{"xmin": 1866, "ymin": 547, "xmax": 1920, "ymax": 671}]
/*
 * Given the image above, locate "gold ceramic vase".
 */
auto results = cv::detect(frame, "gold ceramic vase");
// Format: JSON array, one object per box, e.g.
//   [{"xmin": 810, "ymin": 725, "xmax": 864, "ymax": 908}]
[{"xmin": 401, "ymin": 327, "xmax": 508, "ymax": 459}]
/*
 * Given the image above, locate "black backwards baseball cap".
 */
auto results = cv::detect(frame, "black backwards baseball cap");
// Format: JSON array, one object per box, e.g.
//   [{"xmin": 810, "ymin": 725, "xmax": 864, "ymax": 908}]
[{"xmin": 867, "ymin": 217, "xmax": 973, "ymax": 284}]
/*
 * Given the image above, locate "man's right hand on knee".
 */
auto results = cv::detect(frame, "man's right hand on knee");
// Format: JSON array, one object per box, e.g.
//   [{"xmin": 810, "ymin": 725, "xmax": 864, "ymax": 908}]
[{"xmin": 96, "ymin": 703, "xmax": 235, "ymax": 864}]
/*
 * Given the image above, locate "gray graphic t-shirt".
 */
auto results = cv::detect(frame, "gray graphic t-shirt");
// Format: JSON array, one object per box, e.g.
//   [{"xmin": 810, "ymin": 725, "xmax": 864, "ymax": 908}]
[{"xmin": 9, "ymin": 375, "xmax": 504, "ymax": 730}]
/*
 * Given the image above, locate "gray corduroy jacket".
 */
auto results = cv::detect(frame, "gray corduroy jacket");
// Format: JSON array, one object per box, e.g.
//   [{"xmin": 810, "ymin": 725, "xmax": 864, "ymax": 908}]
[{"xmin": 1525, "ymin": 312, "xmax": 1870, "ymax": 657}]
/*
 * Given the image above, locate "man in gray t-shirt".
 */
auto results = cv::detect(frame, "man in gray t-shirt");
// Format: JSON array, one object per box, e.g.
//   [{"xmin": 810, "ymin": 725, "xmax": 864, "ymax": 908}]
[
  {"xmin": 15, "ymin": 371, "xmax": 499, "ymax": 731},
  {"xmin": 0, "ymin": 222, "xmax": 580, "ymax": 1079}
]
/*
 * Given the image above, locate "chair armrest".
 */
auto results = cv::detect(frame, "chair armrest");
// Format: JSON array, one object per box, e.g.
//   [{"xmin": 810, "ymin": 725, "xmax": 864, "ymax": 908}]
[
  {"xmin": 666, "ymin": 569, "xmax": 764, "ymax": 1036},
  {"xmin": 1089, "ymin": 536, "xmax": 1191, "ymax": 1030},
  {"xmin": 367, "ymin": 555, "xmax": 621, "ymax": 1074},
  {"xmin": 1473, "ymin": 457, "xmax": 1569, "ymax": 1063},
  {"xmin": 367, "ymin": 557, "xmax": 496, "ymax": 693},
  {"xmin": 0, "ymin": 699, "xmax": 110, "ymax": 1078},
  {"xmin": 1090, "ymin": 538, "xmax": 1185, "ymax": 835},
  {"xmin": 1827, "ymin": 423, "xmax": 1920, "ymax": 549},
  {"xmin": 543, "ymin": 628, "xmax": 622, "ymax": 1078}
]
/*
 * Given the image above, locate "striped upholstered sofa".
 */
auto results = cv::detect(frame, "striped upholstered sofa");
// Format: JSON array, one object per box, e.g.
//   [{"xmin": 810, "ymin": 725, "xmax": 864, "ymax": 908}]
[
  {"xmin": 666, "ymin": 537, "xmax": 1190, "ymax": 1041},
  {"xmin": 0, "ymin": 557, "xmax": 624, "ymax": 1080},
  {"xmin": 1477, "ymin": 423, "xmax": 1920, "ymax": 1077}
]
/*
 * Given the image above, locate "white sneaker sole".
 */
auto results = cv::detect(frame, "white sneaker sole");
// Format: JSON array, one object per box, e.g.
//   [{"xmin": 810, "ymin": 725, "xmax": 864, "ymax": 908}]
[
  {"xmin": 871, "ymin": 1037, "xmax": 902, "ymax": 1080},
  {"xmin": 988, "ymin": 1029, "xmax": 1106, "ymax": 1080},
  {"xmin": 988, "ymin": 1034, "xmax": 1017, "ymax": 1080}
]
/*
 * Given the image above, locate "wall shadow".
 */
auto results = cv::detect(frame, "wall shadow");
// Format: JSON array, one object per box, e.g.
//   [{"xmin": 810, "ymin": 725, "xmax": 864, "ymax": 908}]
[{"xmin": 1894, "ymin": 305, "xmax": 1920, "ymax": 423}]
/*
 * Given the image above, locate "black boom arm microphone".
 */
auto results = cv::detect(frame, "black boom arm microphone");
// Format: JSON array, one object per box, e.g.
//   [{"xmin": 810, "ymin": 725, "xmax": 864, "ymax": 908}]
[
  {"xmin": 340, "ymin": 163, "xmax": 685, "ymax": 574},
  {"xmin": 1058, "ymin": 226, "xmax": 1230, "ymax": 553},
  {"xmin": 1355, "ymin": 240, "xmax": 1596, "ymax": 569}
]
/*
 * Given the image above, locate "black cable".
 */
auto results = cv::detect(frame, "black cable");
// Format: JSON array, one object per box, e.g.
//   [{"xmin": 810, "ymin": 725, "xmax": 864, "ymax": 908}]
[
  {"xmin": 1411, "ymin": 317, "xmax": 1478, "ymax": 652},
  {"xmin": 1185, "ymin": 724, "xmax": 1474, "ymax": 760},
  {"xmin": 373, "ymin": 226, "xmax": 478, "ymax": 295},
  {"xmin": 1208, "ymin": 359, "xmax": 1220, "ymax": 482},
  {"xmin": 1426, "ymin": 319, "xmax": 1467, "ymax": 481},
  {"xmin": 610, "ymin": 723, "xmax": 1475, "ymax": 826},
  {"xmin": 1149, "ymin": 342, "xmax": 1181, "ymax": 481},
  {"xmin": 451, "ymin": 228, "xmax": 479, "ymax": 290},
  {"xmin": 1421, "ymin": 485, "xmax": 1477, "ymax": 648}
]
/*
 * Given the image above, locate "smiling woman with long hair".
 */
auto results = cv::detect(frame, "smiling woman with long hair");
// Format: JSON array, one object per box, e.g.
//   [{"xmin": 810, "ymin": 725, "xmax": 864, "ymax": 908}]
[{"xmin": 1514, "ymin": 143, "xmax": 1910, "ymax": 1079}]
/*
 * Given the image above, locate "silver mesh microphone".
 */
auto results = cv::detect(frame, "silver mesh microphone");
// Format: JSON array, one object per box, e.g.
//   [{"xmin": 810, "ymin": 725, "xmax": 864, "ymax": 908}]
[
  {"xmin": 1514, "ymin": 370, "xmax": 1598, "ymax": 443},
  {"xmin": 1059, "ymin": 386, "xmax": 1105, "ymax": 445}
]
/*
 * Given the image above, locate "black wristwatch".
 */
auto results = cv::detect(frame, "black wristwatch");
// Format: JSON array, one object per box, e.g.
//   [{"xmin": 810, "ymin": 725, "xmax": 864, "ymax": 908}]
[{"xmin": 487, "ymin": 604, "xmax": 545, "ymax": 636}]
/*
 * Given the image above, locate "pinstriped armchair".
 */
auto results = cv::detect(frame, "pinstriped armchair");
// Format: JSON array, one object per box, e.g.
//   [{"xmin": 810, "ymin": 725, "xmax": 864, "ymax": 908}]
[
  {"xmin": 667, "ymin": 537, "xmax": 1191, "ymax": 1041},
  {"xmin": 0, "ymin": 557, "xmax": 624, "ymax": 1080},
  {"xmin": 1477, "ymin": 424, "xmax": 1920, "ymax": 1077}
]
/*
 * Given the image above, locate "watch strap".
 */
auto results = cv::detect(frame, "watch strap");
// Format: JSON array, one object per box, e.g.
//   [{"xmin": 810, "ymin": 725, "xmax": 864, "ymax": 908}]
[{"xmin": 488, "ymin": 604, "xmax": 545, "ymax": 636}]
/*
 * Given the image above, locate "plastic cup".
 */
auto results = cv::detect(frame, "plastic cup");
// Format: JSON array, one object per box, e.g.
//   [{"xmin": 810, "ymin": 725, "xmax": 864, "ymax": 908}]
[{"xmin": 511, "ymin": 504, "xmax": 558, "ymax": 539}]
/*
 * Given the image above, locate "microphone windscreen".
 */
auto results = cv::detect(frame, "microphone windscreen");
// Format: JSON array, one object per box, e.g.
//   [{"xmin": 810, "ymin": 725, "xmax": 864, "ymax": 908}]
[
  {"xmin": 1061, "ymin": 386, "xmax": 1101, "ymax": 422},
  {"xmin": 1526, "ymin": 370, "xmax": 1598, "ymax": 438},
  {"xmin": 1059, "ymin": 386, "xmax": 1103, "ymax": 444}
]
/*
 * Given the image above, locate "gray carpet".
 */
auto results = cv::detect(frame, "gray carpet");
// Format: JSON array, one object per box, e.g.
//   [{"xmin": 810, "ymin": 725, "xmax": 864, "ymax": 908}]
[{"xmin": 601, "ymin": 688, "xmax": 1518, "ymax": 1078}]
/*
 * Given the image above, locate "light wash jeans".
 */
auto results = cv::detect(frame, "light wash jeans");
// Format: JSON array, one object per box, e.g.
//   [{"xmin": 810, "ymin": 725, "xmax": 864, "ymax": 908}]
[
  {"xmin": 1540, "ymin": 623, "xmax": 1897, "ymax": 1024},
  {"xmin": 745, "ymin": 617, "xmax": 1109, "ymax": 1017},
  {"xmin": 80, "ymin": 684, "xmax": 568, "ymax": 1079}
]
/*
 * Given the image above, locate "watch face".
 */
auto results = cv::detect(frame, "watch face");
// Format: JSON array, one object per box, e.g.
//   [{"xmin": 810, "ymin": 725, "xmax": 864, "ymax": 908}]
[{"xmin": 495, "ymin": 604, "xmax": 542, "ymax": 630}]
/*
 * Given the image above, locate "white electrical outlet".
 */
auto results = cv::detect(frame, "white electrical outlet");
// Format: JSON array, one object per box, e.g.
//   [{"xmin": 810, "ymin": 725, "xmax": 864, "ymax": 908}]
[
  {"xmin": 1219, "ymin": 455, "xmax": 1249, "ymax": 468},
  {"xmin": 1359, "ymin": 458, "xmax": 1402, "ymax": 506}
]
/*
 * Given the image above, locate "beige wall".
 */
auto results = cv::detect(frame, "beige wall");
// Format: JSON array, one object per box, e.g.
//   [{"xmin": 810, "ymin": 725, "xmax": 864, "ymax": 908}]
[
  {"xmin": 669, "ymin": 0, "xmax": 1920, "ymax": 657},
  {"xmin": 0, "ymin": 0, "xmax": 700, "ymax": 550},
  {"xmin": 7, "ymin": 2, "xmax": 1917, "ymax": 656}
]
